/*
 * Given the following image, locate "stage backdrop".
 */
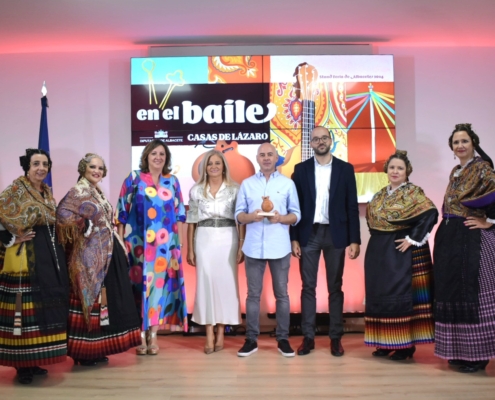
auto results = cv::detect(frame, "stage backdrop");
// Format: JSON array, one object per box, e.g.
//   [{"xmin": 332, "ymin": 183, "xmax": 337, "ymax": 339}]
[
  {"xmin": 130, "ymin": 55, "xmax": 395, "ymax": 203},
  {"xmin": 129, "ymin": 54, "xmax": 395, "ymax": 320}
]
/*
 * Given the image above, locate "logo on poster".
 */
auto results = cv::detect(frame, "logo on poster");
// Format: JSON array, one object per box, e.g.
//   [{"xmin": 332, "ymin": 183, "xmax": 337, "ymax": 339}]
[
  {"xmin": 154, "ymin": 130, "xmax": 168, "ymax": 138},
  {"xmin": 136, "ymin": 100, "xmax": 276, "ymax": 125},
  {"xmin": 137, "ymin": 130, "xmax": 182, "ymax": 144}
]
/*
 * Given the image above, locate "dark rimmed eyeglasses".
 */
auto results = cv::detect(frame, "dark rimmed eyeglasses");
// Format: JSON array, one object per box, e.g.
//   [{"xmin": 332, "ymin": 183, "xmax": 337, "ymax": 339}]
[{"xmin": 311, "ymin": 136, "xmax": 331, "ymax": 144}]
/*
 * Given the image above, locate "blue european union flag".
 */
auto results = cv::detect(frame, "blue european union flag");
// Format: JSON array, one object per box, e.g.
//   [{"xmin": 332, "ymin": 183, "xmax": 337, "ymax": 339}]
[{"xmin": 38, "ymin": 96, "xmax": 52, "ymax": 188}]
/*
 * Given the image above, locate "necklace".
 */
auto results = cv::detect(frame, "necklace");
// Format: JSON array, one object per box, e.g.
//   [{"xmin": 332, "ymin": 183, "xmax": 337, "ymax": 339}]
[
  {"xmin": 88, "ymin": 185, "xmax": 113, "ymax": 227},
  {"xmin": 43, "ymin": 207, "xmax": 60, "ymax": 271},
  {"xmin": 18, "ymin": 179, "xmax": 60, "ymax": 269}
]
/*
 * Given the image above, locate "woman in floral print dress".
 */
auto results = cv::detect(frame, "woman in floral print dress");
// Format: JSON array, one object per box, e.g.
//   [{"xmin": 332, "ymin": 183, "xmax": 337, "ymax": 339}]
[{"xmin": 117, "ymin": 140, "xmax": 187, "ymax": 355}]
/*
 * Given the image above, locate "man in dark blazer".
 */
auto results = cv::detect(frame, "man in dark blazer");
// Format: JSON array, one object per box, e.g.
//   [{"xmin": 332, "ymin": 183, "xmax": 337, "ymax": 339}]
[{"xmin": 290, "ymin": 126, "xmax": 361, "ymax": 357}]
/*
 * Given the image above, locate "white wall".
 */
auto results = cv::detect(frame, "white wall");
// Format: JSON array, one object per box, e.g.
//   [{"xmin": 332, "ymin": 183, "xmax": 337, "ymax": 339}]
[
  {"xmin": 379, "ymin": 46, "xmax": 495, "ymax": 209},
  {"xmin": 1, "ymin": 45, "xmax": 494, "ymax": 324},
  {"xmin": 0, "ymin": 49, "xmax": 146, "ymax": 203}
]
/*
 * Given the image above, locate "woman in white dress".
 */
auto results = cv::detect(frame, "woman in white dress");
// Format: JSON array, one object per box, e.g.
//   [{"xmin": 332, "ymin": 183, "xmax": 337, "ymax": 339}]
[{"xmin": 186, "ymin": 150, "xmax": 245, "ymax": 354}]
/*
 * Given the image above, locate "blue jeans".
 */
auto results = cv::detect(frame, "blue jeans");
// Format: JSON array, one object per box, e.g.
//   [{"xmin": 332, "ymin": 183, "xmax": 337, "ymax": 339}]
[{"xmin": 244, "ymin": 254, "xmax": 291, "ymax": 341}]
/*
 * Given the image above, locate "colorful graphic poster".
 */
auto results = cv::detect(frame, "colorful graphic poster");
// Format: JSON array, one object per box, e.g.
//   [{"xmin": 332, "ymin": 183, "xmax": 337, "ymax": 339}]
[{"xmin": 131, "ymin": 55, "xmax": 395, "ymax": 202}]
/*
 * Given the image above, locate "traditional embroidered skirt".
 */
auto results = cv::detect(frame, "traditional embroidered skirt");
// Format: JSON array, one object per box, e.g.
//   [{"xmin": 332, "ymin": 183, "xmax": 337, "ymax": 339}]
[
  {"xmin": 434, "ymin": 219, "xmax": 495, "ymax": 361},
  {"xmin": 364, "ymin": 232, "xmax": 435, "ymax": 349},
  {"xmin": 67, "ymin": 295, "xmax": 141, "ymax": 360},
  {"xmin": 67, "ymin": 240, "xmax": 141, "ymax": 360},
  {"xmin": 0, "ymin": 273, "xmax": 67, "ymax": 367}
]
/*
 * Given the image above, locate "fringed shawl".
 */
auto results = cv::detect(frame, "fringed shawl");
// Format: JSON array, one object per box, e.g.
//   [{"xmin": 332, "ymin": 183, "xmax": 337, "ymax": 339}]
[
  {"xmin": 0, "ymin": 176, "xmax": 56, "ymax": 237},
  {"xmin": 443, "ymin": 157, "xmax": 495, "ymax": 217},
  {"xmin": 0, "ymin": 177, "xmax": 69, "ymax": 334},
  {"xmin": 367, "ymin": 182, "xmax": 437, "ymax": 232},
  {"xmin": 56, "ymin": 177, "xmax": 115, "ymax": 329}
]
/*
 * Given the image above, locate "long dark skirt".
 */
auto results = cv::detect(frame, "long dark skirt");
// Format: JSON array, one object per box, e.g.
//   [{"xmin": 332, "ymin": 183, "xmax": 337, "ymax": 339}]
[
  {"xmin": 364, "ymin": 231, "xmax": 435, "ymax": 349},
  {"xmin": 67, "ymin": 240, "xmax": 141, "ymax": 360},
  {"xmin": 0, "ymin": 226, "xmax": 69, "ymax": 367},
  {"xmin": 434, "ymin": 218, "xmax": 495, "ymax": 361}
]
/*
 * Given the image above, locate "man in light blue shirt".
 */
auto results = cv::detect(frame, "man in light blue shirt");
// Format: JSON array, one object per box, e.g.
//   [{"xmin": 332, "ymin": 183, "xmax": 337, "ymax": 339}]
[{"xmin": 235, "ymin": 142, "xmax": 301, "ymax": 357}]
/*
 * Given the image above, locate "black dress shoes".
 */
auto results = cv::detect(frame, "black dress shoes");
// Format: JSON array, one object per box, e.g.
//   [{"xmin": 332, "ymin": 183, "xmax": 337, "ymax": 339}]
[
  {"xmin": 458, "ymin": 360, "xmax": 489, "ymax": 373},
  {"xmin": 389, "ymin": 346, "xmax": 416, "ymax": 361},
  {"xmin": 330, "ymin": 338, "xmax": 344, "ymax": 357},
  {"xmin": 372, "ymin": 348, "xmax": 393, "ymax": 357},
  {"xmin": 30, "ymin": 366, "xmax": 48, "ymax": 375},
  {"xmin": 16, "ymin": 368, "xmax": 33, "ymax": 384},
  {"xmin": 297, "ymin": 337, "xmax": 315, "ymax": 356},
  {"xmin": 73, "ymin": 359, "xmax": 97, "ymax": 366},
  {"xmin": 448, "ymin": 359, "xmax": 466, "ymax": 366}
]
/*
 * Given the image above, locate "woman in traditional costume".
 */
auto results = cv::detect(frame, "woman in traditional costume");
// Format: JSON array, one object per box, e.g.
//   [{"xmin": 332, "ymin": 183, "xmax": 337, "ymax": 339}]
[
  {"xmin": 364, "ymin": 150, "xmax": 437, "ymax": 361},
  {"xmin": 56, "ymin": 153, "xmax": 141, "ymax": 366},
  {"xmin": 434, "ymin": 123, "xmax": 495, "ymax": 373},
  {"xmin": 186, "ymin": 150, "xmax": 245, "ymax": 354},
  {"xmin": 116, "ymin": 140, "xmax": 187, "ymax": 355},
  {"xmin": 0, "ymin": 149, "xmax": 69, "ymax": 384}
]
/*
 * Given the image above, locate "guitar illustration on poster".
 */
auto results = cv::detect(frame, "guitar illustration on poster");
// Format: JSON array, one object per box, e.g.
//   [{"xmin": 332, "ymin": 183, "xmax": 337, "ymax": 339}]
[{"xmin": 275, "ymin": 63, "xmax": 318, "ymax": 176}]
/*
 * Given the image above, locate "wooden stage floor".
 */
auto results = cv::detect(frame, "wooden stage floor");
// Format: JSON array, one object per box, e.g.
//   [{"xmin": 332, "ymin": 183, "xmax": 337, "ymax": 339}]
[{"xmin": 0, "ymin": 333, "xmax": 493, "ymax": 399}]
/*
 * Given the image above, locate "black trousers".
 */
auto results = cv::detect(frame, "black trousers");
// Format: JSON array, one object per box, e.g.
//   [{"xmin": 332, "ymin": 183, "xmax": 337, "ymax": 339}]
[{"xmin": 300, "ymin": 224, "xmax": 345, "ymax": 339}]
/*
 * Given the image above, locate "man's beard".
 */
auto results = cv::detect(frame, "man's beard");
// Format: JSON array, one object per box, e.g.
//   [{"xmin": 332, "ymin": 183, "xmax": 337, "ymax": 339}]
[{"xmin": 313, "ymin": 145, "xmax": 330, "ymax": 156}]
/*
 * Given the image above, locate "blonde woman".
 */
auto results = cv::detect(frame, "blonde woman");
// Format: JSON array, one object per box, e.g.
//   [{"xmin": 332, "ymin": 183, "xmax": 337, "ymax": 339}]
[{"xmin": 187, "ymin": 150, "xmax": 244, "ymax": 354}]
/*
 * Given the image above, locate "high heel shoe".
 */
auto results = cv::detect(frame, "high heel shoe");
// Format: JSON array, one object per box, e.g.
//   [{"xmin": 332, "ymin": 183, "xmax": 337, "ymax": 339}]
[
  {"xmin": 147, "ymin": 330, "xmax": 159, "ymax": 355},
  {"xmin": 372, "ymin": 348, "xmax": 393, "ymax": 357},
  {"xmin": 214, "ymin": 344, "xmax": 224, "ymax": 352},
  {"xmin": 136, "ymin": 331, "xmax": 147, "ymax": 356},
  {"xmin": 204, "ymin": 326, "xmax": 217, "ymax": 354},
  {"xmin": 458, "ymin": 360, "xmax": 489, "ymax": 373},
  {"xmin": 73, "ymin": 359, "xmax": 97, "ymax": 366},
  {"xmin": 389, "ymin": 346, "xmax": 416, "ymax": 361},
  {"xmin": 214, "ymin": 336, "xmax": 224, "ymax": 352},
  {"xmin": 95, "ymin": 357, "xmax": 109, "ymax": 363}
]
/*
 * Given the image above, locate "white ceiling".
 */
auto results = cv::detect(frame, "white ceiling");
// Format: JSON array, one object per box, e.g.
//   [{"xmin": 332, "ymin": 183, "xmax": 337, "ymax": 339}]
[{"xmin": 1, "ymin": 0, "xmax": 495, "ymax": 54}]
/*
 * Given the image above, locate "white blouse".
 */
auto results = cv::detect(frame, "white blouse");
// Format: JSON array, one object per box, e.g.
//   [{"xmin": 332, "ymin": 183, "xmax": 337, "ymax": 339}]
[{"xmin": 186, "ymin": 182, "xmax": 239, "ymax": 223}]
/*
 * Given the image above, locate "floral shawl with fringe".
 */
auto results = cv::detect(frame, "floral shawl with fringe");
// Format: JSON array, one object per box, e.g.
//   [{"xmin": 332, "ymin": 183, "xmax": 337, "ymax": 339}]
[
  {"xmin": 443, "ymin": 157, "xmax": 495, "ymax": 217},
  {"xmin": 56, "ymin": 177, "xmax": 118, "ymax": 328},
  {"xmin": 0, "ymin": 175, "xmax": 56, "ymax": 238},
  {"xmin": 367, "ymin": 182, "xmax": 437, "ymax": 232}
]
